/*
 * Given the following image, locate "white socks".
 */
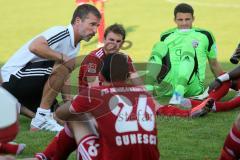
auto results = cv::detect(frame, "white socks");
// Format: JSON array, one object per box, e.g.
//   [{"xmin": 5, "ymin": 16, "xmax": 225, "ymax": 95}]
[{"xmin": 36, "ymin": 108, "xmax": 51, "ymax": 117}]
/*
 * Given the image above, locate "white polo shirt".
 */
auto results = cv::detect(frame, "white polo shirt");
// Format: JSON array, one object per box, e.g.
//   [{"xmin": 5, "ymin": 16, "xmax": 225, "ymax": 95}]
[{"xmin": 1, "ymin": 24, "xmax": 80, "ymax": 82}]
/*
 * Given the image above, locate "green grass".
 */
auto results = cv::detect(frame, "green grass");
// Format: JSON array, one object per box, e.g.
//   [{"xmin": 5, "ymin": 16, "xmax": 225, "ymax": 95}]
[{"xmin": 1, "ymin": 0, "xmax": 240, "ymax": 159}]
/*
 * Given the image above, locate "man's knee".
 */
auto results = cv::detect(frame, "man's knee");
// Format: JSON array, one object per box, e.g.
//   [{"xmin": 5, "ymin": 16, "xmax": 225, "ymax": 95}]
[{"xmin": 47, "ymin": 62, "xmax": 75, "ymax": 91}]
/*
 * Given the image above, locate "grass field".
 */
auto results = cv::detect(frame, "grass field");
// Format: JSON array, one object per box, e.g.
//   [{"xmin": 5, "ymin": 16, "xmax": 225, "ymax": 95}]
[{"xmin": 1, "ymin": 0, "xmax": 240, "ymax": 159}]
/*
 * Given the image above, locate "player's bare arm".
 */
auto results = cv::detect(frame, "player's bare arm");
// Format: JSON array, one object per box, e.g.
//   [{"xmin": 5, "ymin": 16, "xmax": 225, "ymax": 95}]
[
  {"xmin": 61, "ymin": 77, "xmax": 73, "ymax": 102},
  {"xmin": 55, "ymin": 100, "xmax": 88, "ymax": 121},
  {"xmin": 29, "ymin": 36, "xmax": 70, "ymax": 63},
  {"xmin": 208, "ymin": 58, "xmax": 224, "ymax": 77}
]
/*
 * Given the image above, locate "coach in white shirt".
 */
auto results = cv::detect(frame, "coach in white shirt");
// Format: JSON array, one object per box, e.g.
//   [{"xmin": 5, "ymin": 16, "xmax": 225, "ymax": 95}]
[{"xmin": 0, "ymin": 4, "xmax": 101, "ymax": 132}]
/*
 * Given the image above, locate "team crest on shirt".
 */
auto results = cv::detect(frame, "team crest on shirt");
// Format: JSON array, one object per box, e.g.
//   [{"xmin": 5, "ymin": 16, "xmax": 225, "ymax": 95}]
[
  {"xmin": 192, "ymin": 40, "xmax": 199, "ymax": 48},
  {"xmin": 88, "ymin": 63, "xmax": 97, "ymax": 73}
]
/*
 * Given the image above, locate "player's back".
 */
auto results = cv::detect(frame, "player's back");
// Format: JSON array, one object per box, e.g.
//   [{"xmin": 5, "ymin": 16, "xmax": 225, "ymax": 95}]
[{"xmin": 92, "ymin": 83, "xmax": 160, "ymax": 160}]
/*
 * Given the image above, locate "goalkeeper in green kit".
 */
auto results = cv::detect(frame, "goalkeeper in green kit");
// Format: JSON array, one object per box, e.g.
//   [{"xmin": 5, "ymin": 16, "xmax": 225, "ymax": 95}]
[{"xmin": 146, "ymin": 3, "xmax": 223, "ymax": 105}]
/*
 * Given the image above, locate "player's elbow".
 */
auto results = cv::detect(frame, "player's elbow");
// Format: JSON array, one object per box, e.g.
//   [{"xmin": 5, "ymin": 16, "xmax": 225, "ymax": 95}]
[
  {"xmin": 29, "ymin": 42, "xmax": 38, "ymax": 53},
  {"xmin": 29, "ymin": 36, "xmax": 47, "ymax": 54}
]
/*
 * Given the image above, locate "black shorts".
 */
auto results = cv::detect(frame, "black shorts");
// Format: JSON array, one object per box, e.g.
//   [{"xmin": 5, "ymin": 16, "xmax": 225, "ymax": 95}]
[{"xmin": 2, "ymin": 61, "xmax": 58, "ymax": 112}]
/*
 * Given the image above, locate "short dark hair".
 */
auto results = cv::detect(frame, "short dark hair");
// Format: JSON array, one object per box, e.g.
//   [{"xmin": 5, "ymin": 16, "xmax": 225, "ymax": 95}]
[
  {"xmin": 101, "ymin": 53, "xmax": 129, "ymax": 82},
  {"xmin": 71, "ymin": 4, "xmax": 101, "ymax": 24},
  {"xmin": 174, "ymin": 3, "xmax": 194, "ymax": 17},
  {"xmin": 104, "ymin": 24, "xmax": 126, "ymax": 41}
]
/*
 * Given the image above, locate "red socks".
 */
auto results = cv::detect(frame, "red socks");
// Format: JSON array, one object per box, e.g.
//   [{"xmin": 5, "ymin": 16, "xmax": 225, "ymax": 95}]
[
  {"xmin": 157, "ymin": 105, "xmax": 189, "ymax": 117},
  {"xmin": 36, "ymin": 124, "xmax": 77, "ymax": 160},
  {"xmin": 209, "ymin": 81, "xmax": 231, "ymax": 100},
  {"xmin": 52, "ymin": 125, "xmax": 77, "ymax": 160},
  {"xmin": 0, "ymin": 142, "xmax": 25, "ymax": 155},
  {"xmin": 215, "ymin": 97, "xmax": 240, "ymax": 112},
  {"xmin": 188, "ymin": 81, "xmax": 231, "ymax": 112},
  {"xmin": 219, "ymin": 124, "xmax": 240, "ymax": 160}
]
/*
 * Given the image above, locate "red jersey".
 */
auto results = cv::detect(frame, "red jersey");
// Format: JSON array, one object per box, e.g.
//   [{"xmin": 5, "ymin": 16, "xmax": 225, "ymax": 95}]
[
  {"xmin": 71, "ymin": 83, "xmax": 160, "ymax": 160},
  {"xmin": 78, "ymin": 48, "xmax": 135, "ymax": 87}
]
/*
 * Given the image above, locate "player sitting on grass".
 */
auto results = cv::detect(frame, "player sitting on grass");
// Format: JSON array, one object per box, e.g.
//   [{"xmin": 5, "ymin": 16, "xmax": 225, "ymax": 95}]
[
  {"xmin": 191, "ymin": 43, "xmax": 240, "ymax": 113},
  {"xmin": 146, "ymin": 3, "xmax": 223, "ymax": 106},
  {"xmin": 35, "ymin": 53, "xmax": 160, "ymax": 160},
  {"xmin": 158, "ymin": 43, "xmax": 240, "ymax": 117}
]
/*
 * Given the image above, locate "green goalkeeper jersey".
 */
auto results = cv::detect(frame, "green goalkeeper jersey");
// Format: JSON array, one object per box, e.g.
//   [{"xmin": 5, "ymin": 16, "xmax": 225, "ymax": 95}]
[{"xmin": 148, "ymin": 28, "xmax": 217, "ymax": 96}]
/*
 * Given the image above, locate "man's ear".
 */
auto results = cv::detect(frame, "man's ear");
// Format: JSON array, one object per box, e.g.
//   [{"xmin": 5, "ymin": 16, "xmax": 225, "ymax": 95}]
[{"xmin": 74, "ymin": 17, "xmax": 82, "ymax": 25}]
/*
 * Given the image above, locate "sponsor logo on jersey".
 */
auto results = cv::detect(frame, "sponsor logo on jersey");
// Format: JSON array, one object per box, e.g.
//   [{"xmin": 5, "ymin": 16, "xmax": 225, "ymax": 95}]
[
  {"xmin": 88, "ymin": 63, "xmax": 97, "ymax": 73},
  {"xmin": 192, "ymin": 40, "xmax": 199, "ymax": 48}
]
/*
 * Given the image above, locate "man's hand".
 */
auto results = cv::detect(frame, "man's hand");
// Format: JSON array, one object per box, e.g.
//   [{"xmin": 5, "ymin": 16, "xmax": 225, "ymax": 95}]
[
  {"xmin": 208, "ymin": 79, "xmax": 222, "ymax": 93},
  {"xmin": 61, "ymin": 53, "xmax": 71, "ymax": 63},
  {"xmin": 61, "ymin": 56, "xmax": 76, "ymax": 73}
]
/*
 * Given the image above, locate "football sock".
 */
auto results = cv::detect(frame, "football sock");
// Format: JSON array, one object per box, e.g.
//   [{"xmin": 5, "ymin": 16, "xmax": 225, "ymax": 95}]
[
  {"xmin": 215, "ymin": 97, "xmax": 240, "ymax": 112},
  {"xmin": 0, "ymin": 142, "xmax": 25, "ymax": 155},
  {"xmin": 156, "ymin": 105, "xmax": 189, "ymax": 117},
  {"xmin": 188, "ymin": 81, "xmax": 231, "ymax": 111},
  {"xmin": 208, "ymin": 81, "xmax": 231, "ymax": 100},
  {"xmin": 52, "ymin": 124, "xmax": 77, "ymax": 160},
  {"xmin": 189, "ymin": 99, "xmax": 201, "ymax": 107},
  {"xmin": 38, "ymin": 124, "xmax": 77, "ymax": 160},
  {"xmin": 219, "ymin": 124, "xmax": 240, "ymax": 160}
]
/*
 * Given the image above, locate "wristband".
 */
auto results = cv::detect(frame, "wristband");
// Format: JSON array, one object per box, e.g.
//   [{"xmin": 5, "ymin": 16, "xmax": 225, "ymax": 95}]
[{"xmin": 217, "ymin": 73, "xmax": 230, "ymax": 82}]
